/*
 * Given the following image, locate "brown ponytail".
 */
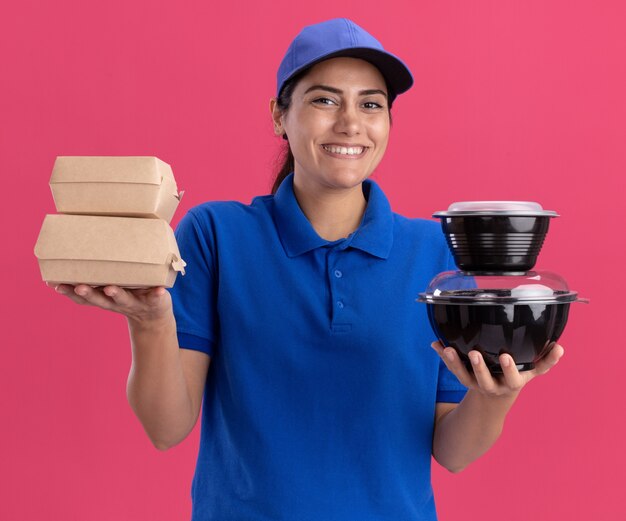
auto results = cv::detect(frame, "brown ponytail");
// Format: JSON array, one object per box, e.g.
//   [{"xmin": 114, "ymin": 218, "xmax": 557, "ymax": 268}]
[
  {"xmin": 271, "ymin": 145, "xmax": 295, "ymax": 195},
  {"xmin": 271, "ymin": 69, "xmax": 306, "ymax": 195}
]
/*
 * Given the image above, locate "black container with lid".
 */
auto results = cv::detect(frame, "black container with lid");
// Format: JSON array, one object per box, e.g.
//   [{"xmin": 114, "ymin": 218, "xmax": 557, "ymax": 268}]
[
  {"xmin": 433, "ymin": 201, "xmax": 559, "ymax": 272},
  {"xmin": 420, "ymin": 201, "xmax": 587, "ymax": 373},
  {"xmin": 417, "ymin": 270, "xmax": 588, "ymax": 373}
]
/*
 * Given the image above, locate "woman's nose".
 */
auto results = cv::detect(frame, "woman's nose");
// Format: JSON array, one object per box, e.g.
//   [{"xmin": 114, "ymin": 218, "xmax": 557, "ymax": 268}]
[{"xmin": 333, "ymin": 105, "xmax": 363, "ymax": 135}]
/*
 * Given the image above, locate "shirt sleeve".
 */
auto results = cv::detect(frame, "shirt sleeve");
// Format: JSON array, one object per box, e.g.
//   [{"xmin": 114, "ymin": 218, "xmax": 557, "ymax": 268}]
[
  {"xmin": 166, "ymin": 208, "xmax": 218, "ymax": 356},
  {"xmin": 436, "ymin": 359, "xmax": 468, "ymax": 403},
  {"xmin": 435, "ymin": 249, "xmax": 470, "ymax": 403}
]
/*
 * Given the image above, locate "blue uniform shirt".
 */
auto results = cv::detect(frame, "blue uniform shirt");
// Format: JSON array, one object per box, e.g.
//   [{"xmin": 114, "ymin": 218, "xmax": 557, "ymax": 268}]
[{"xmin": 168, "ymin": 173, "xmax": 467, "ymax": 521}]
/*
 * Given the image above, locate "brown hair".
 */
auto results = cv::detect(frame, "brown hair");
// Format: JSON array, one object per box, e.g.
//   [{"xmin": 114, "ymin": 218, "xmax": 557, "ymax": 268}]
[{"xmin": 271, "ymin": 67, "xmax": 394, "ymax": 194}]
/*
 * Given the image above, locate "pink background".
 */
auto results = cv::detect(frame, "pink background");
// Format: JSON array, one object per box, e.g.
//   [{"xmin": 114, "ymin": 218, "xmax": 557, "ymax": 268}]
[{"xmin": 2, "ymin": 1, "xmax": 624, "ymax": 519}]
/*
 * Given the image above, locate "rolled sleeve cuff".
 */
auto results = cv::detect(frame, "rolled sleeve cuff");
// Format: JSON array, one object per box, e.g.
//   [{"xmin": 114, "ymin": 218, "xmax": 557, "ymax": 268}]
[
  {"xmin": 436, "ymin": 389, "xmax": 467, "ymax": 403},
  {"xmin": 178, "ymin": 332, "xmax": 214, "ymax": 356}
]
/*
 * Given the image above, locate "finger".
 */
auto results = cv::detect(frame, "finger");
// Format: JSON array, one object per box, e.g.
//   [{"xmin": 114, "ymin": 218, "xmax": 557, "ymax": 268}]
[
  {"xmin": 499, "ymin": 353, "xmax": 525, "ymax": 391},
  {"xmin": 110, "ymin": 286, "xmax": 170, "ymax": 319},
  {"xmin": 104, "ymin": 286, "xmax": 167, "ymax": 313},
  {"xmin": 133, "ymin": 287, "xmax": 169, "ymax": 310},
  {"xmin": 533, "ymin": 343, "xmax": 564, "ymax": 375},
  {"xmin": 54, "ymin": 284, "xmax": 91, "ymax": 305},
  {"xmin": 53, "ymin": 283, "xmax": 74, "ymax": 293},
  {"xmin": 430, "ymin": 340, "xmax": 445, "ymax": 356},
  {"xmin": 468, "ymin": 350, "xmax": 500, "ymax": 395},
  {"xmin": 102, "ymin": 285, "xmax": 139, "ymax": 308},
  {"xmin": 432, "ymin": 342, "xmax": 476, "ymax": 388},
  {"xmin": 146, "ymin": 286, "xmax": 167, "ymax": 301},
  {"xmin": 430, "ymin": 340, "xmax": 445, "ymax": 352},
  {"xmin": 72, "ymin": 284, "xmax": 118, "ymax": 310}
]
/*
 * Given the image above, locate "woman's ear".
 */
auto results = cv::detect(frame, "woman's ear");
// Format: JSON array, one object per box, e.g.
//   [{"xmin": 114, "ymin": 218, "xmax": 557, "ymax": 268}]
[{"xmin": 269, "ymin": 98, "xmax": 284, "ymax": 136}]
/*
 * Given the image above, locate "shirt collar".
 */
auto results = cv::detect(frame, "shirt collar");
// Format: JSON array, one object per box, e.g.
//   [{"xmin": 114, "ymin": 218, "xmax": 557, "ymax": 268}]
[{"xmin": 273, "ymin": 172, "xmax": 394, "ymax": 259}]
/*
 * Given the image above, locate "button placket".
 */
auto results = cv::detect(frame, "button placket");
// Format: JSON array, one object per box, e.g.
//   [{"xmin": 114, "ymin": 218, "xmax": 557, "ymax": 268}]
[
  {"xmin": 334, "ymin": 267, "xmax": 344, "ymax": 310},
  {"xmin": 327, "ymin": 248, "xmax": 351, "ymax": 331}
]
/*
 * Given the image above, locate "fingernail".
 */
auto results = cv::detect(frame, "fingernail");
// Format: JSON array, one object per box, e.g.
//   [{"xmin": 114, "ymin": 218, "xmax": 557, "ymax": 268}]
[
  {"xmin": 55, "ymin": 286, "xmax": 66, "ymax": 294},
  {"xmin": 445, "ymin": 349, "xmax": 455, "ymax": 362},
  {"xmin": 431, "ymin": 342, "xmax": 437, "ymax": 349},
  {"xmin": 106, "ymin": 288, "xmax": 118, "ymax": 297},
  {"xmin": 470, "ymin": 353, "xmax": 480, "ymax": 366},
  {"xmin": 501, "ymin": 355, "xmax": 511, "ymax": 368},
  {"xmin": 76, "ymin": 288, "xmax": 87, "ymax": 296}
]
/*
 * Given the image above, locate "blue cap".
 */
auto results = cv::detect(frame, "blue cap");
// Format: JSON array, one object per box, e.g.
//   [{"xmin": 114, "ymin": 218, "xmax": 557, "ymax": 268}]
[{"xmin": 276, "ymin": 18, "xmax": 414, "ymax": 104}]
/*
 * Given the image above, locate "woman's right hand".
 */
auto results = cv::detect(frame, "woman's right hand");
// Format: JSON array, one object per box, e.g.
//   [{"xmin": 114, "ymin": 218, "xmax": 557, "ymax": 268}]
[{"xmin": 49, "ymin": 283, "xmax": 173, "ymax": 326}]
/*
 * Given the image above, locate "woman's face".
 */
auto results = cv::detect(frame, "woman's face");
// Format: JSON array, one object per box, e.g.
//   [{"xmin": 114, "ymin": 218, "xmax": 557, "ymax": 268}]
[{"xmin": 274, "ymin": 57, "xmax": 391, "ymax": 192}]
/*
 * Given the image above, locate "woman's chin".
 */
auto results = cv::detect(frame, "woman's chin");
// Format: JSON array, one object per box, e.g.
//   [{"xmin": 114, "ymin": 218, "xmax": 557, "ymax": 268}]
[
  {"xmin": 294, "ymin": 166, "xmax": 375, "ymax": 193},
  {"xmin": 322, "ymin": 169, "xmax": 373, "ymax": 190}
]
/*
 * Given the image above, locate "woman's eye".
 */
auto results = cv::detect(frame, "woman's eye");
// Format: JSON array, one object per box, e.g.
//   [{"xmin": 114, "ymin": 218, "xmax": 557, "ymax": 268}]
[
  {"xmin": 363, "ymin": 101, "xmax": 384, "ymax": 109},
  {"xmin": 313, "ymin": 97, "xmax": 336, "ymax": 105},
  {"xmin": 311, "ymin": 98, "xmax": 385, "ymax": 109}
]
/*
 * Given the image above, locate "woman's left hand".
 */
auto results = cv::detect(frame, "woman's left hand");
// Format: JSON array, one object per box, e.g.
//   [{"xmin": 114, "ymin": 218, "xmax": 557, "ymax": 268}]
[{"xmin": 431, "ymin": 342, "xmax": 565, "ymax": 399}]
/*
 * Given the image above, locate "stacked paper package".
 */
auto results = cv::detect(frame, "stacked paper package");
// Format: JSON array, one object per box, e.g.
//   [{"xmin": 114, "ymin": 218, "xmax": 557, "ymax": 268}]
[{"xmin": 34, "ymin": 157, "xmax": 186, "ymax": 288}]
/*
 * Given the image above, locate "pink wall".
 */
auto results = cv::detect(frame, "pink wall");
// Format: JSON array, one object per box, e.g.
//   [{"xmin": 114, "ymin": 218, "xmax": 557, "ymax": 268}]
[{"xmin": 2, "ymin": 1, "xmax": 623, "ymax": 519}]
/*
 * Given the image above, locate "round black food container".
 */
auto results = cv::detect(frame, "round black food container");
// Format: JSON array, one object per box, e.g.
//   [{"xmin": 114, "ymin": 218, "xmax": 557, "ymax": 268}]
[
  {"xmin": 417, "ymin": 271, "xmax": 588, "ymax": 373},
  {"xmin": 433, "ymin": 201, "xmax": 559, "ymax": 272}
]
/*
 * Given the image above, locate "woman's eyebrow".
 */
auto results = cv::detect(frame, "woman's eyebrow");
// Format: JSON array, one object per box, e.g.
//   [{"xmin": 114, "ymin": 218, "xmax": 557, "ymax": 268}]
[{"xmin": 304, "ymin": 84, "xmax": 388, "ymax": 99}]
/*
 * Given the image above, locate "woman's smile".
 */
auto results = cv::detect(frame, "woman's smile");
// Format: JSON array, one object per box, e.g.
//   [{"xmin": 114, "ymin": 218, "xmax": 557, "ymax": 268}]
[{"xmin": 320, "ymin": 144, "xmax": 368, "ymax": 159}]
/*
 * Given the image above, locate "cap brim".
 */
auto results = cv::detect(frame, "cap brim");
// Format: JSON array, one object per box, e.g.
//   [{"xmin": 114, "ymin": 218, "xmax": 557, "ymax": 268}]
[{"xmin": 282, "ymin": 47, "xmax": 414, "ymax": 102}]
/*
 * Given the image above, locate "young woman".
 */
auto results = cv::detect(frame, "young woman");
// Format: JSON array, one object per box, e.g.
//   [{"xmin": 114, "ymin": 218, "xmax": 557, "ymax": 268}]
[{"xmin": 51, "ymin": 18, "xmax": 563, "ymax": 521}]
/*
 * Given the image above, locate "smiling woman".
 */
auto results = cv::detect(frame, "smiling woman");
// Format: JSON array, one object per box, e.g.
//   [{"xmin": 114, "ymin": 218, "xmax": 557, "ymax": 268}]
[
  {"xmin": 270, "ymin": 62, "xmax": 397, "ymax": 196},
  {"xmin": 51, "ymin": 17, "xmax": 564, "ymax": 521},
  {"xmin": 162, "ymin": 17, "xmax": 565, "ymax": 521},
  {"xmin": 277, "ymin": 59, "xmax": 390, "ymax": 180},
  {"xmin": 269, "ymin": 57, "xmax": 392, "ymax": 240}
]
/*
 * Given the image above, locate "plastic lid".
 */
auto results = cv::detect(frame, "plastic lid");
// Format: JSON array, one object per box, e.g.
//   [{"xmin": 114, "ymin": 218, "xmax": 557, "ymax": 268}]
[
  {"xmin": 433, "ymin": 201, "xmax": 558, "ymax": 217},
  {"xmin": 449, "ymin": 201, "xmax": 544, "ymax": 212},
  {"xmin": 417, "ymin": 270, "xmax": 584, "ymax": 304}
]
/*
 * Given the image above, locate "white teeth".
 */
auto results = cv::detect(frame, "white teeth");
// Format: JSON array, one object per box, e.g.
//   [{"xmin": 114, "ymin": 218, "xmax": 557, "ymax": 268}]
[{"xmin": 323, "ymin": 145, "xmax": 364, "ymax": 155}]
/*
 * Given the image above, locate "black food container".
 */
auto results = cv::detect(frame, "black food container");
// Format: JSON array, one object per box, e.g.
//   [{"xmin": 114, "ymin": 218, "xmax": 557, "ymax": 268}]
[
  {"xmin": 417, "ymin": 271, "xmax": 588, "ymax": 373},
  {"xmin": 433, "ymin": 201, "xmax": 559, "ymax": 272}
]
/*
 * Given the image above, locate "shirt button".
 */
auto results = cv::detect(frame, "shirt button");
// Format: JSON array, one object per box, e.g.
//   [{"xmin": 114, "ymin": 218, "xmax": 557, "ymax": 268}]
[
  {"xmin": 334, "ymin": 270, "xmax": 343, "ymax": 278},
  {"xmin": 337, "ymin": 300, "xmax": 344, "ymax": 309}
]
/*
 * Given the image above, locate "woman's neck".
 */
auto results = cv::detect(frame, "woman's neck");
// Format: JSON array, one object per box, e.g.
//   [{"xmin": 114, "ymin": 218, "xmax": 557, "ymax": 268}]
[{"xmin": 292, "ymin": 174, "xmax": 367, "ymax": 241}]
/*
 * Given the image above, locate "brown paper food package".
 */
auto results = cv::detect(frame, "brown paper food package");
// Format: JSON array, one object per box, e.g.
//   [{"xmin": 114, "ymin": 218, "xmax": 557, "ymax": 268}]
[
  {"xmin": 34, "ymin": 214, "xmax": 187, "ymax": 288},
  {"xmin": 50, "ymin": 156, "xmax": 184, "ymax": 223}
]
